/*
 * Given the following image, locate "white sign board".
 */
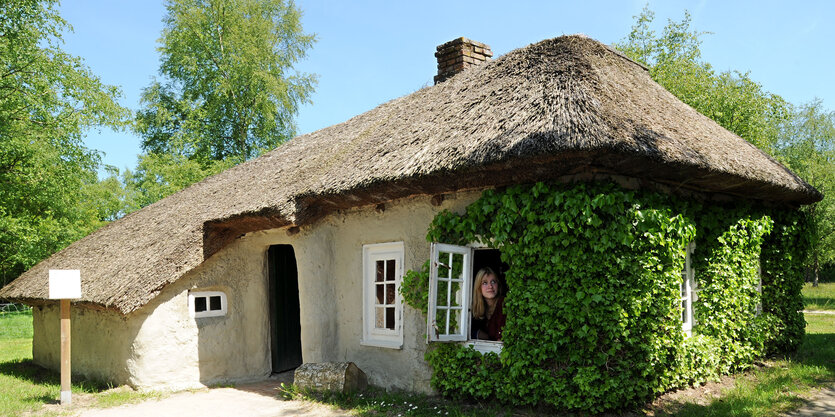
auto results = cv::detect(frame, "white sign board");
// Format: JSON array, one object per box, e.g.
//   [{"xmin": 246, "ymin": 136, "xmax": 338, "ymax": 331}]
[{"xmin": 48, "ymin": 270, "xmax": 81, "ymax": 299}]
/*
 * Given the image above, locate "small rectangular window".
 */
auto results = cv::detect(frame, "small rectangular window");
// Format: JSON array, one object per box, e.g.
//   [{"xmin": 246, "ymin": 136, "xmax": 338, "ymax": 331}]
[
  {"xmin": 189, "ymin": 291, "xmax": 227, "ymax": 318},
  {"xmin": 362, "ymin": 242, "xmax": 404, "ymax": 349}
]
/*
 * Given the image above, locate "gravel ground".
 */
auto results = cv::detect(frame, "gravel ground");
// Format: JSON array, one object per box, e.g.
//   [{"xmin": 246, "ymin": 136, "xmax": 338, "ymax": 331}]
[{"xmin": 75, "ymin": 379, "xmax": 350, "ymax": 417}]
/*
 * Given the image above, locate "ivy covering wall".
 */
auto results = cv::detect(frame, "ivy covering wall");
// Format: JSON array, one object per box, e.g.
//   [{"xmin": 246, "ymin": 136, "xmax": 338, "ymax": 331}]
[{"xmin": 401, "ymin": 181, "xmax": 808, "ymax": 412}]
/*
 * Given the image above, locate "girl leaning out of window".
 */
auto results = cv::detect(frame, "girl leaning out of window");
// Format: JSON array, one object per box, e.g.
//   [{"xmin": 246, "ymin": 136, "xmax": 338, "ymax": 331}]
[{"xmin": 470, "ymin": 267, "xmax": 506, "ymax": 341}]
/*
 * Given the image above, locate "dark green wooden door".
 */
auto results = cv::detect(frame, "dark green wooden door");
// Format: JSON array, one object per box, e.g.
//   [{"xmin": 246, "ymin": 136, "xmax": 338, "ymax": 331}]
[{"xmin": 268, "ymin": 245, "xmax": 303, "ymax": 373}]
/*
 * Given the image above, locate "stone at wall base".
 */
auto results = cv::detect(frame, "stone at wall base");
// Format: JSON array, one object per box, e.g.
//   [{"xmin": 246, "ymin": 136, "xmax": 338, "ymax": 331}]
[{"xmin": 294, "ymin": 362, "xmax": 368, "ymax": 393}]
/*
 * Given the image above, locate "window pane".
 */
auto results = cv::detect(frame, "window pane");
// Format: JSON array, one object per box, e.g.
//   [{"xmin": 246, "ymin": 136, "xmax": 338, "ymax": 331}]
[
  {"xmin": 376, "ymin": 284, "xmax": 384, "ymax": 304},
  {"xmin": 195, "ymin": 297, "xmax": 207, "ymax": 312},
  {"xmin": 681, "ymin": 300, "xmax": 687, "ymax": 322},
  {"xmin": 386, "ymin": 283, "xmax": 395, "ymax": 304},
  {"xmin": 435, "ymin": 309, "xmax": 448, "ymax": 334},
  {"xmin": 386, "ymin": 307, "xmax": 395, "ymax": 330},
  {"xmin": 450, "ymin": 280, "xmax": 461, "ymax": 308},
  {"xmin": 386, "ymin": 259, "xmax": 395, "ymax": 281},
  {"xmin": 376, "ymin": 307, "xmax": 385, "ymax": 328},
  {"xmin": 376, "ymin": 260, "xmax": 384, "ymax": 282},
  {"xmin": 448, "ymin": 309, "xmax": 460, "ymax": 334},
  {"xmin": 451, "ymin": 253, "xmax": 464, "ymax": 279},
  {"xmin": 209, "ymin": 296, "xmax": 222, "ymax": 311},
  {"xmin": 436, "ymin": 280, "xmax": 448, "ymax": 306},
  {"xmin": 438, "ymin": 252, "xmax": 449, "ymax": 278}
]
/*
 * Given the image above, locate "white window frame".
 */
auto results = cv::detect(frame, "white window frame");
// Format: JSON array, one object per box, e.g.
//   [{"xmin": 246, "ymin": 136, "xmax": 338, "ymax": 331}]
[
  {"xmin": 427, "ymin": 243, "xmax": 473, "ymax": 342},
  {"xmin": 681, "ymin": 242, "xmax": 696, "ymax": 336},
  {"xmin": 188, "ymin": 291, "xmax": 227, "ymax": 318},
  {"xmin": 361, "ymin": 242, "xmax": 404, "ymax": 349}
]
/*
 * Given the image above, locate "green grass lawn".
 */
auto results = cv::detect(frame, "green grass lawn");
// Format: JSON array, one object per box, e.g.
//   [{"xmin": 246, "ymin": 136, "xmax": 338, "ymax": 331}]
[
  {"xmin": 802, "ymin": 282, "xmax": 835, "ymax": 311},
  {"xmin": 654, "ymin": 313, "xmax": 835, "ymax": 416},
  {"xmin": 0, "ymin": 309, "xmax": 58, "ymax": 417}
]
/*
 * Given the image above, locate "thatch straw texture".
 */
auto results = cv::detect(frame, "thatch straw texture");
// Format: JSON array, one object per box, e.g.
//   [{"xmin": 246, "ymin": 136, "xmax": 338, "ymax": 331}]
[{"xmin": 0, "ymin": 35, "xmax": 820, "ymax": 314}]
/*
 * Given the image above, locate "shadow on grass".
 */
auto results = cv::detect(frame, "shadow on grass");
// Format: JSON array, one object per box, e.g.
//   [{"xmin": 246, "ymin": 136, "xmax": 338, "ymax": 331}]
[
  {"xmin": 27, "ymin": 393, "xmax": 59, "ymax": 406},
  {"xmin": 657, "ymin": 394, "xmax": 807, "ymax": 417},
  {"xmin": 803, "ymin": 298, "xmax": 835, "ymax": 310},
  {"xmin": 0, "ymin": 359, "xmax": 60, "ymax": 386},
  {"xmin": 0, "ymin": 358, "xmax": 110, "ymax": 393},
  {"xmin": 651, "ymin": 371, "xmax": 813, "ymax": 417},
  {"xmin": 650, "ymin": 331, "xmax": 835, "ymax": 417},
  {"xmin": 794, "ymin": 333, "xmax": 835, "ymax": 374}
]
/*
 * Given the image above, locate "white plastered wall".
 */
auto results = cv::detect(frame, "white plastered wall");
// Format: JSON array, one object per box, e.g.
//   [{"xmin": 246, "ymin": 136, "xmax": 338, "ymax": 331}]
[
  {"xmin": 31, "ymin": 189, "xmax": 482, "ymax": 391},
  {"xmin": 287, "ymin": 190, "xmax": 481, "ymax": 392},
  {"xmin": 124, "ymin": 230, "xmax": 276, "ymax": 390},
  {"xmin": 32, "ymin": 304, "xmax": 135, "ymax": 385},
  {"xmin": 30, "ymin": 237, "xmax": 273, "ymax": 391}
]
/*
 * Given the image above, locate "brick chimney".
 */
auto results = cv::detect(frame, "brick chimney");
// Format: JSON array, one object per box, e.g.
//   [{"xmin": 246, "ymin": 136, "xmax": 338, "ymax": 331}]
[{"xmin": 434, "ymin": 37, "xmax": 493, "ymax": 84}]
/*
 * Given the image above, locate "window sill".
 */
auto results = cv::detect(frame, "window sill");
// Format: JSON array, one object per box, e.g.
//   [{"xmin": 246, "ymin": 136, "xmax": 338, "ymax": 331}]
[
  {"xmin": 193, "ymin": 311, "xmax": 226, "ymax": 319},
  {"xmin": 360, "ymin": 338, "xmax": 403, "ymax": 350},
  {"xmin": 466, "ymin": 340, "xmax": 502, "ymax": 354}
]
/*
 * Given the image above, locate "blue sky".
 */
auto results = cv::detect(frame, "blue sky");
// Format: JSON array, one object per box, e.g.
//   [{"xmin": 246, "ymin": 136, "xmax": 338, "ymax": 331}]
[{"xmin": 58, "ymin": 1, "xmax": 835, "ymax": 175}]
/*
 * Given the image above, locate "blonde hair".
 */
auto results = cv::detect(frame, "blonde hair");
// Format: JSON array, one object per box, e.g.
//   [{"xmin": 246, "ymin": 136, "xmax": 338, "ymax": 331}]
[{"xmin": 471, "ymin": 267, "xmax": 499, "ymax": 319}]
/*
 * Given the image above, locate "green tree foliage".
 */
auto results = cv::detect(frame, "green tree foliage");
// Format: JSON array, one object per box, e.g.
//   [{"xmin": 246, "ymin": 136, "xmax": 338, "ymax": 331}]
[
  {"xmin": 82, "ymin": 166, "xmax": 138, "ymax": 222},
  {"xmin": 616, "ymin": 7, "xmax": 791, "ymax": 154},
  {"xmin": 616, "ymin": 7, "xmax": 835, "ymax": 281},
  {"xmin": 777, "ymin": 100, "xmax": 835, "ymax": 283},
  {"xmin": 0, "ymin": 0, "xmax": 130, "ymax": 287},
  {"xmin": 123, "ymin": 154, "xmax": 235, "ymax": 209},
  {"xmin": 131, "ymin": 0, "xmax": 316, "ymax": 208}
]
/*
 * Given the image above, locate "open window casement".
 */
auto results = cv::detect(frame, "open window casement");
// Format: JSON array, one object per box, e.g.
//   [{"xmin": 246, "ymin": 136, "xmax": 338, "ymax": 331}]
[{"xmin": 427, "ymin": 243, "xmax": 473, "ymax": 342}]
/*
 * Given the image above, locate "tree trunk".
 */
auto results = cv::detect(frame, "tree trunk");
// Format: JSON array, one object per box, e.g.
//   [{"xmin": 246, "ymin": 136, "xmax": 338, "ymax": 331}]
[
  {"xmin": 811, "ymin": 202, "xmax": 820, "ymax": 287},
  {"xmin": 813, "ymin": 250, "xmax": 820, "ymax": 287}
]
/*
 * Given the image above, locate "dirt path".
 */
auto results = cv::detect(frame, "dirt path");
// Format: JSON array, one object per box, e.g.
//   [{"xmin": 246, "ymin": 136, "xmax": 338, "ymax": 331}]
[
  {"xmin": 783, "ymin": 385, "xmax": 835, "ymax": 416},
  {"xmin": 77, "ymin": 383, "xmax": 348, "ymax": 417},
  {"xmin": 39, "ymin": 379, "xmax": 350, "ymax": 417},
  {"xmin": 804, "ymin": 310, "xmax": 835, "ymax": 315},
  {"xmin": 786, "ymin": 309, "xmax": 835, "ymax": 416}
]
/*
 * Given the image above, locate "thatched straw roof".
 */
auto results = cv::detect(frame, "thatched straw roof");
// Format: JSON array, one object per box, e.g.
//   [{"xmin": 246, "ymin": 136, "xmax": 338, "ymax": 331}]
[{"xmin": 0, "ymin": 35, "xmax": 820, "ymax": 314}]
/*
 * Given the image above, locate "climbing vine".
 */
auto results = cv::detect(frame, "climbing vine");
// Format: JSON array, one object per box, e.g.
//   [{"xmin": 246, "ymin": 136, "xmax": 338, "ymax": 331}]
[
  {"xmin": 402, "ymin": 181, "xmax": 809, "ymax": 412},
  {"xmin": 692, "ymin": 205, "xmax": 775, "ymax": 371},
  {"xmin": 400, "ymin": 260, "xmax": 430, "ymax": 314},
  {"xmin": 760, "ymin": 209, "xmax": 810, "ymax": 353}
]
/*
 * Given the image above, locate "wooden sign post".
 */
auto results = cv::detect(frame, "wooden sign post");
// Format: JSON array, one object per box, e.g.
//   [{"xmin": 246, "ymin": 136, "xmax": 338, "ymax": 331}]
[{"xmin": 48, "ymin": 270, "xmax": 81, "ymax": 406}]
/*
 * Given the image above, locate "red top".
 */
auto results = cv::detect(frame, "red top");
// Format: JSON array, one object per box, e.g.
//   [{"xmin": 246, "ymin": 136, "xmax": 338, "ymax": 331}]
[{"xmin": 472, "ymin": 297, "xmax": 507, "ymax": 341}]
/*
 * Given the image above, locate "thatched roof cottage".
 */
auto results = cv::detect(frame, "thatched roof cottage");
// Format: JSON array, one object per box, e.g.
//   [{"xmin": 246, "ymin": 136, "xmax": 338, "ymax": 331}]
[{"xmin": 0, "ymin": 35, "xmax": 819, "ymax": 393}]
